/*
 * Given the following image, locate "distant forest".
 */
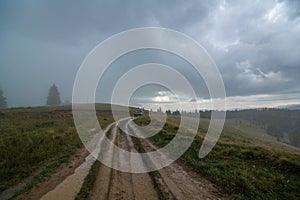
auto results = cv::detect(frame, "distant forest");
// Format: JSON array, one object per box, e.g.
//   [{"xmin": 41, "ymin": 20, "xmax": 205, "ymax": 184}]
[{"xmin": 199, "ymin": 109, "xmax": 300, "ymax": 148}]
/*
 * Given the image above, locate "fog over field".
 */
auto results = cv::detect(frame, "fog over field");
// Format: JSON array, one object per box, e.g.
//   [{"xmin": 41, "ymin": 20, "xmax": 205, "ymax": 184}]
[{"xmin": 1, "ymin": 0, "xmax": 300, "ymax": 109}]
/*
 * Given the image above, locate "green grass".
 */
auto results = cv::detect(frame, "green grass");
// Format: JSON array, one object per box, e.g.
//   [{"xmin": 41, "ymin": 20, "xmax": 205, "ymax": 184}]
[
  {"xmin": 0, "ymin": 104, "xmax": 116, "ymax": 196},
  {"xmin": 182, "ymin": 137, "xmax": 300, "ymax": 199},
  {"xmin": 75, "ymin": 160, "xmax": 100, "ymax": 200},
  {"xmin": 135, "ymin": 114, "xmax": 300, "ymax": 199},
  {"xmin": 0, "ymin": 106, "xmax": 81, "ymax": 192},
  {"xmin": 8, "ymin": 155, "xmax": 71, "ymax": 200}
]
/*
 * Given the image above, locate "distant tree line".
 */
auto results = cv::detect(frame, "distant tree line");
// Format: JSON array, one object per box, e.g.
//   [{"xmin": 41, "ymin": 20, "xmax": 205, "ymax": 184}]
[
  {"xmin": 165, "ymin": 109, "xmax": 181, "ymax": 115},
  {"xmin": 162, "ymin": 108, "xmax": 300, "ymax": 147}
]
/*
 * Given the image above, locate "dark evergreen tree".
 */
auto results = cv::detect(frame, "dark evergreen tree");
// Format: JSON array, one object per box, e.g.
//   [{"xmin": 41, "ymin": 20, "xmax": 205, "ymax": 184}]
[
  {"xmin": 0, "ymin": 89, "xmax": 7, "ymax": 108},
  {"xmin": 46, "ymin": 84, "xmax": 61, "ymax": 106}
]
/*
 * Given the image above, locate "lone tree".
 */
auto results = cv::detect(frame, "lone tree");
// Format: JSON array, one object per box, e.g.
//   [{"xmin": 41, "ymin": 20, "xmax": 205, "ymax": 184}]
[
  {"xmin": 46, "ymin": 84, "xmax": 61, "ymax": 106},
  {"xmin": 0, "ymin": 89, "xmax": 7, "ymax": 108}
]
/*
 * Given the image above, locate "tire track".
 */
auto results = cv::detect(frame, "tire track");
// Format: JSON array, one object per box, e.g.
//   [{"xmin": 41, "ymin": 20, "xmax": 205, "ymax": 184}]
[
  {"xmin": 122, "ymin": 120, "xmax": 159, "ymax": 200},
  {"xmin": 40, "ymin": 122, "xmax": 116, "ymax": 200},
  {"xmin": 90, "ymin": 125, "xmax": 117, "ymax": 200},
  {"xmin": 127, "ymin": 120, "xmax": 225, "ymax": 200},
  {"xmin": 106, "ymin": 126, "xmax": 135, "ymax": 200},
  {"xmin": 90, "ymin": 120, "xmax": 159, "ymax": 200}
]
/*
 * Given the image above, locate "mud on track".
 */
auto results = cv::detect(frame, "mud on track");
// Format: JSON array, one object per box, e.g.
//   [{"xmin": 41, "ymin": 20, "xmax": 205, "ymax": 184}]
[
  {"xmin": 89, "ymin": 120, "xmax": 225, "ymax": 200},
  {"xmin": 16, "ymin": 119, "xmax": 225, "ymax": 200},
  {"xmin": 90, "ymin": 124, "xmax": 159, "ymax": 200}
]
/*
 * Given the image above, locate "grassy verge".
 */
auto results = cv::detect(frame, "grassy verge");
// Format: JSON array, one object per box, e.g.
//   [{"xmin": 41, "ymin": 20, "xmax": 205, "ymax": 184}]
[
  {"xmin": 135, "ymin": 115, "xmax": 300, "ymax": 199},
  {"xmin": 75, "ymin": 122, "xmax": 115, "ymax": 199},
  {"xmin": 75, "ymin": 161, "xmax": 100, "ymax": 200}
]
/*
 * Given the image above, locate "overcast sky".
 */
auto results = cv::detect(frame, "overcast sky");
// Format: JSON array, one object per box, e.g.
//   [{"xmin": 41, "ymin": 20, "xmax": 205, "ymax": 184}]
[{"xmin": 0, "ymin": 0, "xmax": 300, "ymax": 109}]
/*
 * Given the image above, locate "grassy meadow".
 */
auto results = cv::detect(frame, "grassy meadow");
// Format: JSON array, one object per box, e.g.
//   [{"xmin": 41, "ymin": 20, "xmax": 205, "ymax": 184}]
[
  {"xmin": 1, "ymin": 105, "xmax": 300, "ymax": 199},
  {"xmin": 0, "ymin": 104, "xmax": 115, "ymax": 195}
]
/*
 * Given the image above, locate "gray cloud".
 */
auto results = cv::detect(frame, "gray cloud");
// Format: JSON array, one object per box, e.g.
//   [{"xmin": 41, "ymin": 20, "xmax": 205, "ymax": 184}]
[{"xmin": 0, "ymin": 0, "xmax": 299, "ymax": 107}]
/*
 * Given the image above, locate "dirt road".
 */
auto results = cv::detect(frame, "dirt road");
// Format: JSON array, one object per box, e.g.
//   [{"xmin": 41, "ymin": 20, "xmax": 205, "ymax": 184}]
[
  {"xmin": 90, "ymin": 123, "xmax": 159, "ymax": 200},
  {"xmin": 88, "ymin": 119, "xmax": 224, "ymax": 200},
  {"xmin": 13, "ymin": 119, "xmax": 224, "ymax": 200}
]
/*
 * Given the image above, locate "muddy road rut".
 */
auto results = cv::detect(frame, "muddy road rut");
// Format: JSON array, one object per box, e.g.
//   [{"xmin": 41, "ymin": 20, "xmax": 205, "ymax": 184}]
[
  {"xmin": 88, "ymin": 119, "xmax": 224, "ymax": 200},
  {"xmin": 16, "ymin": 119, "xmax": 224, "ymax": 200}
]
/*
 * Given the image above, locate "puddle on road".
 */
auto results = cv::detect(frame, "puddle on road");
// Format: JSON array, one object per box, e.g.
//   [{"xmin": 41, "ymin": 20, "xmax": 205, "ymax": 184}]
[
  {"xmin": 41, "ymin": 154, "xmax": 96, "ymax": 200},
  {"xmin": 41, "ymin": 123, "xmax": 115, "ymax": 200}
]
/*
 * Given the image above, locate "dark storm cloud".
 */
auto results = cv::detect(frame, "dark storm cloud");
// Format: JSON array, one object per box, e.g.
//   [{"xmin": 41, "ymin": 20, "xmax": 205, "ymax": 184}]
[
  {"xmin": 0, "ymin": 0, "xmax": 299, "ymax": 107},
  {"xmin": 184, "ymin": 0, "xmax": 300, "ymax": 96}
]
